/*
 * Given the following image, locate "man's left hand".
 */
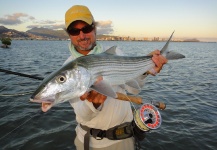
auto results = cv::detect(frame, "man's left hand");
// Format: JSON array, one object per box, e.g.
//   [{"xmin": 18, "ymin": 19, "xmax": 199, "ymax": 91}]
[{"xmin": 148, "ymin": 50, "xmax": 168, "ymax": 75}]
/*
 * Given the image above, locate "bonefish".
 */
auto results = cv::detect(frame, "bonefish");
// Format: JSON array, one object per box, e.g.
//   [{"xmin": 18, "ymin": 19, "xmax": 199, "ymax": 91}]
[{"xmin": 30, "ymin": 32, "xmax": 185, "ymax": 111}]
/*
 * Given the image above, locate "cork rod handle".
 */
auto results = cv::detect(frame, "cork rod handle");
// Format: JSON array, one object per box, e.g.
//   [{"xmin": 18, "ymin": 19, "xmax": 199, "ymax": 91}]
[{"xmin": 116, "ymin": 92, "xmax": 143, "ymax": 104}]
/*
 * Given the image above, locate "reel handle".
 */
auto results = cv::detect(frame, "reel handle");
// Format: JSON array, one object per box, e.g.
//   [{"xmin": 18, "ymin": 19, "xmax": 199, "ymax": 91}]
[{"xmin": 152, "ymin": 101, "xmax": 166, "ymax": 110}]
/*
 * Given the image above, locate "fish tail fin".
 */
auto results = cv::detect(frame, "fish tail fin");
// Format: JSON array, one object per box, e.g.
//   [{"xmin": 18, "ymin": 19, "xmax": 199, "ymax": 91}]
[
  {"xmin": 160, "ymin": 31, "xmax": 175, "ymax": 55},
  {"xmin": 161, "ymin": 31, "xmax": 185, "ymax": 60},
  {"xmin": 165, "ymin": 51, "xmax": 185, "ymax": 60}
]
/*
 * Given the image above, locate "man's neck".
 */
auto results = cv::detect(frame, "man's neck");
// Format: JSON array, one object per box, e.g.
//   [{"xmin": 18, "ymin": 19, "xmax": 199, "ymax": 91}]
[{"xmin": 76, "ymin": 49, "xmax": 91, "ymax": 56}]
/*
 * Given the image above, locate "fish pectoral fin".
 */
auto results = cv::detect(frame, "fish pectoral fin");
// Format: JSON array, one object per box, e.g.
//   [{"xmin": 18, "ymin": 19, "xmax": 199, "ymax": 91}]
[{"xmin": 90, "ymin": 80, "xmax": 117, "ymax": 98}]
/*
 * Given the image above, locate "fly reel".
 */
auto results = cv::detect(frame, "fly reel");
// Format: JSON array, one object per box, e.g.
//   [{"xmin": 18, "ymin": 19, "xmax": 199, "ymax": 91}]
[{"xmin": 133, "ymin": 103, "xmax": 162, "ymax": 131}]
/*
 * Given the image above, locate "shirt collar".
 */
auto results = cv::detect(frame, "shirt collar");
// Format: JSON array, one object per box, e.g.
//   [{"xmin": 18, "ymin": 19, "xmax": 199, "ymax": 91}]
[{"xmin": 68, "ymin": 42, "xmax": 104, "ymax": 59}]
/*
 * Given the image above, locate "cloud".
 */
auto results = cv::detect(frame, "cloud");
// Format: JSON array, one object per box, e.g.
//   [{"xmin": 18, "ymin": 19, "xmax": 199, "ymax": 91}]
[
  {"xmin": 0, "ymin": 12, "xmax": 64, "ymax": 30},
  {"xmin": 0, "ymin": 13, "xmax": 35, "ymax": 25},
  {"xmin": 96, "ymin": 20, "xmax": 114, "ymax": 35},
  {"xmin": 27, "ymin": 19, "xmax": 65, "ymax": 30},
  {"xmin": 33, "ymin": 20, "xmax": 56, "ymax": 24},
  {"xmin": 27, "ymin": 23, "xmax": 65, "ymax": 30}
]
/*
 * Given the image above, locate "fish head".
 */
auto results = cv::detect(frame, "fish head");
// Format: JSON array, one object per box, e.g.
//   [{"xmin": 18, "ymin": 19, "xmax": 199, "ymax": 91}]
[{"xmin": 30, "ymin": 65, "xmax": 91, "ymax": 110}]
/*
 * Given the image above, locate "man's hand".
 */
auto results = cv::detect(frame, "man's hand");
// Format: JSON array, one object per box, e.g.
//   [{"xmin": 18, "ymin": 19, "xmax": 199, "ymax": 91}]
[
  {"xmin": 80, "ymin": 76, "xmax": 107, "ymax": 108},
  {"xmin": 148, "ymin": 50, "xmax": 168, "ymax": 75},
  {"xmin": 80, "ymin": 90, "xmax": 107, "ymax": 108}
]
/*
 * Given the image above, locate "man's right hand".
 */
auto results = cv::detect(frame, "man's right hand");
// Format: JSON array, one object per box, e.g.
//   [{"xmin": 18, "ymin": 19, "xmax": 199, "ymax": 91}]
[{"xmin": 80, "ymin": 90, "xmax": 107, "ymax": 108}]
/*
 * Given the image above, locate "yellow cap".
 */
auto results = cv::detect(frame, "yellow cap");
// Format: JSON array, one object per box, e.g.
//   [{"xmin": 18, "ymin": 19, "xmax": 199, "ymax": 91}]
[{"xmin": 65, "ymin": 5, "xmax": 94, "ymax": 29}]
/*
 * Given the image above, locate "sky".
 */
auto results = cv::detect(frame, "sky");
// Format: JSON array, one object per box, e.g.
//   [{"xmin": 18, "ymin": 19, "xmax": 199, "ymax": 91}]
[{"xmin": 0, "ymin": 0, "xmax": 217, "ymax": 41}]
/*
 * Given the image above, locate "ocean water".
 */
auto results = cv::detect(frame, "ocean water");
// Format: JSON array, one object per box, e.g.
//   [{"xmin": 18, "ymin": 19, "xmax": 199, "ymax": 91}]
[{"xmin": 0, "ymin": 40, "xmax": 216, "ymax": 150}]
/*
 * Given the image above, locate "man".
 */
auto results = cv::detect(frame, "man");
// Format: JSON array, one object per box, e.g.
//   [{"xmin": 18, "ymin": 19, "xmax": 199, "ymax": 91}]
[{"xmin": 64, "ymin": 5, "xmax": 167, "ymax": 150}]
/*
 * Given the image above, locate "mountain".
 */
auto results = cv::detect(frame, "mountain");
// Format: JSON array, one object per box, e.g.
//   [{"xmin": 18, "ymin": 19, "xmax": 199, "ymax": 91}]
[
  {"xmin": 26, "ymin": 27, "xmax": 68, "ymax": 39},
  {"xmin": 0, "ymin": 26, "xmax": 33, "ymax": 38},
  {"xmin": 0, "ymin": 26, "xmax": 9, "ymax": 34},
  {"xmin": 0, "ymin": 26, "xmax": 68, "ymax": 40}
]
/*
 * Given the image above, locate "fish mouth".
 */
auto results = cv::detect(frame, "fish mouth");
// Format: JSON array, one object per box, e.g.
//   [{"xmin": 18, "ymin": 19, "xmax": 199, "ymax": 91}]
[
  {"xmin": 30, "ymin": 97, "xmax": 55, "ymax": 112},
  {"xmin": 41, "ymin": 102, "xmax": 53, "ymax": 112}
]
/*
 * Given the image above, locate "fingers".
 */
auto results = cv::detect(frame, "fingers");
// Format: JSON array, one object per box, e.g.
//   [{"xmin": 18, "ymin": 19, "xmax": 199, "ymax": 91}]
[
  {"xmin": 148, "ymin": 50, "xmax": 168, "ymax": 76},
  {"xmin": 152, "ymin": 54, "xmax": 167, "ymax": 68},
  {"xmin": 80, "ymin": 90, "xmax": 107, "ymax": 107},
  {"xmin": 79, "ymin": 77, "xmax": 106, "ymax": 108},
  {"xmin": 80, "ymin": 92, "xmax": 89, "ymax": 100},
  {"xmin": 148, "ymin": 49, "xmax": 160, "ymax": 56},
  {"xmin": 86, "ymin": 91, "xmax": 107, "ymax": 103}
]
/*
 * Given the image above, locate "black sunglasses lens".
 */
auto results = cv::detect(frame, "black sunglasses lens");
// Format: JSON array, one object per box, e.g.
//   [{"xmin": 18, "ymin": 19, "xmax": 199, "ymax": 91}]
[
  {"xmin": 68, "ymin": 29, "xmax": 80, "ymax": 36},
  {"xmin": 82, "ymin": 25, "xmax": 94, "ymax": 33},
  {"xmin": 68, "ymin": 25, "xmax": 94, "ymax": 36}
]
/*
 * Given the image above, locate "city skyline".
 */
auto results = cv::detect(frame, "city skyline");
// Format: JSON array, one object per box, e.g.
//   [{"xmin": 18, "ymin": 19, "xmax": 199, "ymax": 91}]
[{"xmin": 0, "ymin": 0, "xmax": 217, "ymax": 42}]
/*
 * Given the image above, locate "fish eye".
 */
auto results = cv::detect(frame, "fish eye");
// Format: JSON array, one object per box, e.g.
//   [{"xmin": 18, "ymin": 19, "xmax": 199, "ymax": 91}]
[{"xmin": 56, "ymin": 75, "xmax": 66, "ymax": 83}]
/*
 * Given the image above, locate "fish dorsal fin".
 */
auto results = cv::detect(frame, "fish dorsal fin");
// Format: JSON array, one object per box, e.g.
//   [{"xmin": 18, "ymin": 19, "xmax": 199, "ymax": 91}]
[
  {"xmin": 104, "ymin": 46, "xmax": 117, "ymax": 55},
  {"xmin": 90, "ymin": 80, "xmax": 117, "ymax": 98}
]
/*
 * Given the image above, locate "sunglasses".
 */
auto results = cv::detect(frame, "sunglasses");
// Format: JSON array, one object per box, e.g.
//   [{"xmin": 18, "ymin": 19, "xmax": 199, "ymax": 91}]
[{"xmin": 67, "ymin": 24, "xmax": 95, "ymax": 36}]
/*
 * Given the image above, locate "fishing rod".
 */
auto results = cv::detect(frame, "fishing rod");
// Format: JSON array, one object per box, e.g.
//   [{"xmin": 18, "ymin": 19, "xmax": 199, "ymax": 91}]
[
  {"xmin": 0, "ymin": 68, "xmax": 44, "ymax": 80},
  {"xmin": 0, "ymin": 68, "xmax": 43, "ymax": 96}
]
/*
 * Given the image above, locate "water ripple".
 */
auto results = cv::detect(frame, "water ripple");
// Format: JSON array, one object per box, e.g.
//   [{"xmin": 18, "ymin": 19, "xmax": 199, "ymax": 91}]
[{"xmin": 0, "ymin": 41, "xmax": 217, "ymax": 149}]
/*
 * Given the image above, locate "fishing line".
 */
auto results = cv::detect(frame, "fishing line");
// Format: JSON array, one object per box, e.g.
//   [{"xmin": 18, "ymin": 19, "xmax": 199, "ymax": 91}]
[
  {"xmin": 0, "ymin": 110, "xmax": 43, "ymax": 141},
  {"xmin": 124, "ymin": 94, "xmax": 138, "ymax": 112}
]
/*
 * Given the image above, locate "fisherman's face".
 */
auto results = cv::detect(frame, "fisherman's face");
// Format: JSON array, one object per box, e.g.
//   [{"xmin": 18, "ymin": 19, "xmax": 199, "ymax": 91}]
[{"xmin": 67, "ymin": 21, "xmax": 96, "ymax": 53}]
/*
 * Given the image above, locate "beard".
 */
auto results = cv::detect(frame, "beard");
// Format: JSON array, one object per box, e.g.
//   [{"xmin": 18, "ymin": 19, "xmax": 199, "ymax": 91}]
[{"xmin": 75, "ymin": 38, "xmax": 96, "ymax": 51}]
